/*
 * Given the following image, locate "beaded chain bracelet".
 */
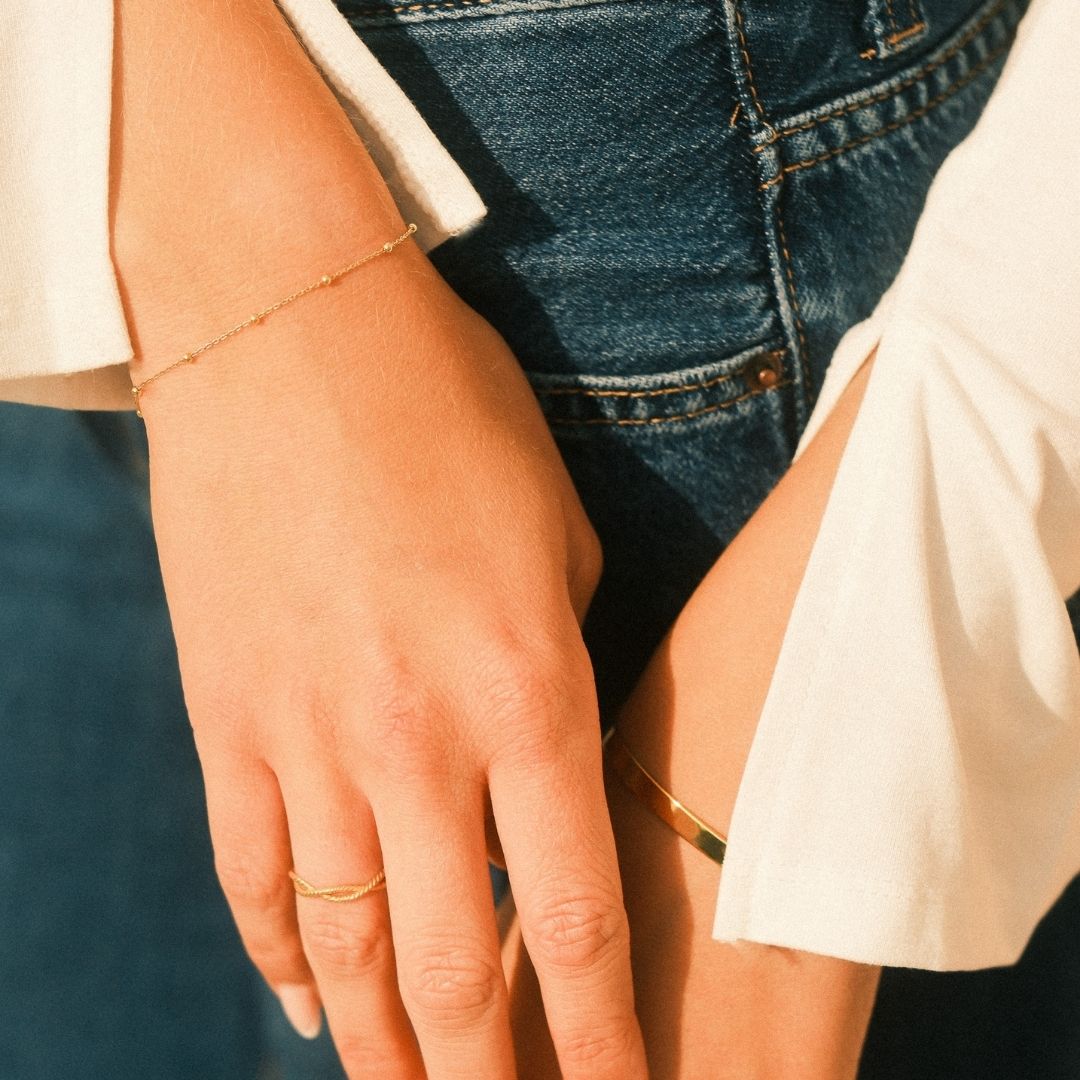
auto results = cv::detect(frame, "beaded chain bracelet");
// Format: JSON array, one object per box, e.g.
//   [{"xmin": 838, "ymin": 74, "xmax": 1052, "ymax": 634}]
[{"xmin": 130, "ymin": 222, "xmax": 418, "ymax": 417}]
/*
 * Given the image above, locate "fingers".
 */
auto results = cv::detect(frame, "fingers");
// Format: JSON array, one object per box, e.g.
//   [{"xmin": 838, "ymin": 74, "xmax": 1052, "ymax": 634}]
[
  {"xmin": 197, "ymin": 747, "xmax": 322, "ymax": 1038},
  {"xmin": 371, "ymin": 774, "xmax": 516, "ymax": 1080},
  {"xmin": 501, "ymin": 908, "xmax": 562, "ymax": 1080},
  {"xmin": 282, "ymin": 775, "xmax": 425, "ymax": 1080},
  {"xmin": 484, "ymin": 789, "xmax": 507, "ymax": 870},
  {"xmin": 489, "ymin": 707, "xmax": 647, "ymax": 1080}
]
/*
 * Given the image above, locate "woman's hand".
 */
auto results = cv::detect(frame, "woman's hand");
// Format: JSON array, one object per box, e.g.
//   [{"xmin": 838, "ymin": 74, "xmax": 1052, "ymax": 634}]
[
  {"xmin": 504, "ymin": 350, "xmax": 884, "ymax": 1078},
  {"xmin": 144, "ymin": 255, "xmax": 645, "ymax": 1080},
  {"xmin": 110, "ymin": 2, "xmax": 645, "ymax": 1077}
]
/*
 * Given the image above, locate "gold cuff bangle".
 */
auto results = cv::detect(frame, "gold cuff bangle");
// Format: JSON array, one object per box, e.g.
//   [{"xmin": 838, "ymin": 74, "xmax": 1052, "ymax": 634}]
[{"xmin": 602, "ymin": 725, "xmax": 727, "ymax": 866}]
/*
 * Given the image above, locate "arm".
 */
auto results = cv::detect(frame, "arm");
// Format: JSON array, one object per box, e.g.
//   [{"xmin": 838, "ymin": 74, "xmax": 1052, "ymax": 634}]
[
  {"xmin": 111, "ymin": 3, "xmax": 644, "ymax": 1077},
  {"xmin": 710, "ymin": 0, "xmax": 1080, "ymax": 968},
  {"xmin": 504, "ymin": 349, "xmax": 883, "ymax": 1080},
  {"xmin": 509, "ymin": 3, "xmax": 1080, "ymax": 1065}
]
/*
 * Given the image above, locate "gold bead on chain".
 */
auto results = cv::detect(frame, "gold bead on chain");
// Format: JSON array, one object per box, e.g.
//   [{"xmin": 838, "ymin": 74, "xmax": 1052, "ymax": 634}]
[{"xmin": 130, "ymin": 223, "xmax": 418, "ymax": 417}]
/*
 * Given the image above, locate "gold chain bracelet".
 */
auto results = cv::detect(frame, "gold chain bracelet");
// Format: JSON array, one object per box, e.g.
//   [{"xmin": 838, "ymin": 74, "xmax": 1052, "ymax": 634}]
[{"xmin": 130, "ymin": 222, "xmax": 418, "ymax": 417}]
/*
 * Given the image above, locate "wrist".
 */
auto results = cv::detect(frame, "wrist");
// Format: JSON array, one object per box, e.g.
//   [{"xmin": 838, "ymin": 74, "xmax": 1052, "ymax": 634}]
[
  {"xmin": 125, "ymin": 225, "xmax": 488, "ymax": 464},
  {"xmin": 120, "ymin": 201, "xmax": 409, "ymax": 369}
]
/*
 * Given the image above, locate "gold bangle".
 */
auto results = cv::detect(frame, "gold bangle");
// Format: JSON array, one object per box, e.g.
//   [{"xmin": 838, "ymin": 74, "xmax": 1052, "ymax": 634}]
[
  {"xmin": 602, "ymin": 725, "xmax": 727, "ymax": 866},
  {"xmin": 129, "ymin": 222, "xmax": 418, "ymax": 417}
]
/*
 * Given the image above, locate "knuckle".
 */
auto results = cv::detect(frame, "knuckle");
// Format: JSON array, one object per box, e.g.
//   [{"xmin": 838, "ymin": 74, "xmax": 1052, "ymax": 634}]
[
  {"xmin": 559, "ymin": 1021, "xmax": 637, "ymax": 1072},
  {"xmin": 582, "ymin": 522, "xmax": 604, "ymax": 583},
  {"xmin": 302, "ymin": 915, "xmax": 390, "ymax": 981},
  {"xmin": 359, "ymin": 658, "xmax": 443, "ymax": 768},
  {"xmin": 473, "ymin": 638, "xmax": 578, "ymax": 746},
  {"xmin": 528, "ymin": 892, "xmax": 628, "ymax": 976},
  {"xmin": 185, "ymin": 678, "xmax": 252, "ymax": 742},
  {"xmin": 571, "ymin": 518, "xmax": 604, "ymax": 596},
  {"xmin": 215, "ymin": 856, "xmax": 284, "ymax": 910},
  {"xmin": 400, "ymin": 940, "xmax": 503, "ymax": 1031}
]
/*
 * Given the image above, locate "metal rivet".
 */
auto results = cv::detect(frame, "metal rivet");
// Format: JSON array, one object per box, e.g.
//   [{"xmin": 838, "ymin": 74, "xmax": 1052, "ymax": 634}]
[{"xmin": 756, "ymin": 366, "xmax": 778, "ymax": 388}]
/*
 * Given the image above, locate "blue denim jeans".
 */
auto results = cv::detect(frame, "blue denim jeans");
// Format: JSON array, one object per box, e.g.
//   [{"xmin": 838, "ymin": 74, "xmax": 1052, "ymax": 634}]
[{"xmin": 4, "ymin": 0, "xmax": 1080, "ymax": 1075}]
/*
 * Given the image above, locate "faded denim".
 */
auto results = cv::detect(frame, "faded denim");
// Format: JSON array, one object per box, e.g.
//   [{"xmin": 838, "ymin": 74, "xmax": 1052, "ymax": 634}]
[{"xmin": 4, "ymin": 0, "xmax": 1080, "ymax": 1076}]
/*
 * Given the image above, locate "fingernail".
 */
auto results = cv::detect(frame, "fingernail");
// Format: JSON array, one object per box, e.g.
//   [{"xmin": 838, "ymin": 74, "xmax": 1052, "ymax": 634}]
[{"xmin": 277, "ymin": 983, "xmax": 323, "ymax": 1040}]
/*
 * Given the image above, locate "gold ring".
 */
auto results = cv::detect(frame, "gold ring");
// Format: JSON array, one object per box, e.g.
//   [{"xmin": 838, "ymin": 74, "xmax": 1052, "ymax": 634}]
[{"xmin": 288, "ymin": 868, "xmax": 387, "ymax": 902}]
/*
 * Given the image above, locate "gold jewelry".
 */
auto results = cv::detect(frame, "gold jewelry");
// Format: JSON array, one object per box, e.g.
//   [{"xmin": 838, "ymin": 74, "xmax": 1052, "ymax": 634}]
[
  {"xmin": 130, "ymin": 222, "xmax": 418, "ymax": 417},
  {"xmin": 602, "ymin": 726, "xmax": 727, "ymax": 866},
  {"xmin": 288, "ymin": 868, "xmax": 387, "ymax": 902}
]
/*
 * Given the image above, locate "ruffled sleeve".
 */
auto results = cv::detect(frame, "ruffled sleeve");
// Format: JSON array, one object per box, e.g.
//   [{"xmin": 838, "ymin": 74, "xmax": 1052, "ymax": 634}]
[
  {"xmin": 711, "ymin": 0, "xmax": 1080, "ymax": 971},
  {"xmin": 0, "ymin": 0, "xmax": 486, "ymax": 409}
]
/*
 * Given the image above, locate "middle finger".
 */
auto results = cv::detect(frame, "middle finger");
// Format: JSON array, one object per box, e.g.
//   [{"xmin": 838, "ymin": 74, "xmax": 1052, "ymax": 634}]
[{"xmin": 371, "ymin": 770, "xmax": 516, "ymax": 1080}]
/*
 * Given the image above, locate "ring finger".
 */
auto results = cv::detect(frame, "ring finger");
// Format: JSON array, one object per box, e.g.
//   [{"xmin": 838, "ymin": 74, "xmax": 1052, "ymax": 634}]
[{"xmin": 282, "ymin": 772, "xmax": 425, "ymax": 1080}]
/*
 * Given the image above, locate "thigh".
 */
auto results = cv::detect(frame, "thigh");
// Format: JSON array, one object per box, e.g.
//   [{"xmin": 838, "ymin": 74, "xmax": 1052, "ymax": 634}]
[{"xmin": 0, "ymin": 406, "xmax": 261, "ymax": 1079}]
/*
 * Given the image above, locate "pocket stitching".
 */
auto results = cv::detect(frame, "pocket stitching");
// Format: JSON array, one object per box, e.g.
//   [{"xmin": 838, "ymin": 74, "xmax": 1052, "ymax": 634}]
[
  {"xmin": 346, "ymin": 0, "xmax": 492, "ymax": 17},
  {"xmin": 758, "ymin": 0, "xmax": 1007, "ymax": 149},
  {"xmin": 545, "ymin": 379, "xmax": 792, "ymax": 427},
  {"xmin": 534, "ymin": 350, "xmax": 782, "ymax": 400},
  {"xmin": 530, "ymin": 346, "xmax": 789, "ymax": 427},
  {"xmin": 758, "ymin": 34, "xmax": 1013, "ymax": 191},
  {"xmin": 343, "ymin": 0, "xmax": 641, "ymax": 21}
]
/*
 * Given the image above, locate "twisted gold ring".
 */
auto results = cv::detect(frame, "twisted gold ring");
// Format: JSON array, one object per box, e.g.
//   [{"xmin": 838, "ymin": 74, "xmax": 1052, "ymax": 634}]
[{"xmin": 288, "ymin": 868, "xmax": 387, "ymax": 902}]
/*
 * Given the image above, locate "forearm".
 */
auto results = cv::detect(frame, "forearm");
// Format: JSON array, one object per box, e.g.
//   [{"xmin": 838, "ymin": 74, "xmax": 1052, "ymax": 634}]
[
  {"xmin": 607, "ymin": 347, "xmax": 884, "ymax": 1079},
  {"xmin": 111, "ymin": 0, "xmax": 402, "ymax": 255},
  {"xmin": 110, "ymin": 0, "xmax": 432, "ymax": 405},
  {"xmin": 618, "ymin": 349, "xmax": 880, "ymax": 837}
]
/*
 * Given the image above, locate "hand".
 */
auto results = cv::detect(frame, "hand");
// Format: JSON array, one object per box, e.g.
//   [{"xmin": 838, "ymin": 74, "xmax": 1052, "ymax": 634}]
[
  {"xmin": 110, "ymin": 3, "xmax": 646, "ymax": 1076},
  {"xmin": 134, "ymin": 241, "xmax": 648, "ymax": 1079},
  {"xmin": 503, "ymin": 350, "xmax": 883, "ymax": 1078}
]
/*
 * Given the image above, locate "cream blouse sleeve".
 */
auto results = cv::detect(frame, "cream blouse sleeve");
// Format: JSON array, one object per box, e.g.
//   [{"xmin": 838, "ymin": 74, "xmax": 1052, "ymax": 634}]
[
  {"xmin": 711, "ymin": 0, "xmax": 1080, "ymax": 971},
  {"xmin": 0, "ymin": 0, "xmax": 486, "ymax": 411}
]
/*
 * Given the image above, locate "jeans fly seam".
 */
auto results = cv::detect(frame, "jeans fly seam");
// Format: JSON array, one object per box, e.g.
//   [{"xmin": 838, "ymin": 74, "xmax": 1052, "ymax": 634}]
[
  {"xmin": 545, "ymin": 380, "xmax": 792, "ymax": 426},
  {"xmin": 770, "ymin": 202, "xmax": 811, "ymax": 405},
  {"xmin": 724, "ymin": 2, "xmax": 813, "ymax": 422},
  {"xmin": 732, "ymin": 0, "xmax": 768, "ymax": 123},
  {"xmin": 756, "ymin": 0, "xmax": 1006, "ymax": 148},
  {"xmin": 758, "ymin": 35, "xmax": 1013, "ymax": 191}
]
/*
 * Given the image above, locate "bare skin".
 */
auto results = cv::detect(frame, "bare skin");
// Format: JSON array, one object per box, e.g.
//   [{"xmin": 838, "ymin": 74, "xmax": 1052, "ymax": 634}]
[
  {"xmin": 110, "ymin": 3, "xmax": 644, "ymax": 1077},
  {"xmin": 503, "ymin": 350, "xmax": 884, "ymax": 1079}
]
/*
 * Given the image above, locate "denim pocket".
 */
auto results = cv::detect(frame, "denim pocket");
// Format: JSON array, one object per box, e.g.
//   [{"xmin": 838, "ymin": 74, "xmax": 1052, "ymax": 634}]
[
  {"xmin": 740, "ymin": 0, "xmax": 1028, "ymax": 404},
  {"xmin": 341, "ymin": 0, "xmax": 781, "ymax": 395},
  {"xmin": 520, "ymin": 336, "xmax": 799, "ymax": 717},
  {"xmin": 526, "ymin": 342, "xmax": 788, "ymax": 430},
  {"xmin": 754, "ymin": 0, "xmax": 1026, "ymax": 193},
  {"xmin": 336, "ymin": 0, "xmax": 647, "ymax": 24}
]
